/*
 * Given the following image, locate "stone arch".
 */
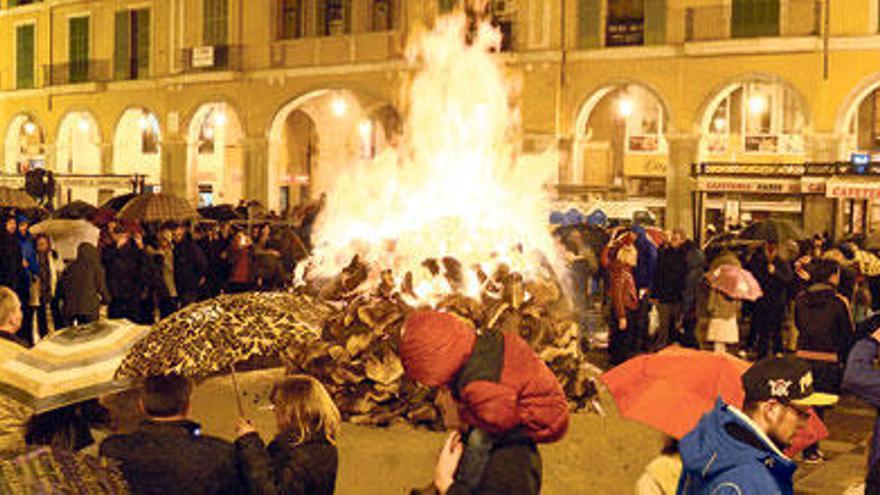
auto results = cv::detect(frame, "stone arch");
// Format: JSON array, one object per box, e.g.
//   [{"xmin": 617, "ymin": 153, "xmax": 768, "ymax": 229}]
[
  {"xmin": 113, "ymin": 107, "xmax": 163, "ymax": 187},
  {"xmin": 4, "ymin": 113, "xmax": 46, "ymax": 174},
  {"xmin": 185, "ymin": 101, "xmax": 246, "ymax": 207},
  {"xmin": 835, "ymin": 73, "xmax": 880, "ymax": 159},
  {"xmin": 55, "ymin": 110, "xmax": 103, "ymax": 204}
]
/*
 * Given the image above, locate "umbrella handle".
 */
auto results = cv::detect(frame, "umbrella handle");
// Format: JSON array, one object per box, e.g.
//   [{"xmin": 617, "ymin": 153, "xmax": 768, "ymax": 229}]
[{"xmin": 229, "ymin": 363, "xmax": 245, "ymax": 417}]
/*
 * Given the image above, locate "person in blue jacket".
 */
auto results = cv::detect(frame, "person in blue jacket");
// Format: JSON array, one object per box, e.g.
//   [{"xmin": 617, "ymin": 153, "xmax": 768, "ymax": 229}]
[
  {"xmin": 678, "ymin": 357, "xmax": 838, "ymax": 494},
  {"xmin": 843, "ymin": 328, "xmax": 880, "ymax": 486}
]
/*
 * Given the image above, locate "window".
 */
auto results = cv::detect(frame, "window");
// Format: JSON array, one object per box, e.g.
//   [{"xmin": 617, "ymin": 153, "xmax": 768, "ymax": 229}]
[
  {"xmin": 371, "ymin": 0, "xmax": 394, "ymax": 32},
  {"xmin": 278, "ymin": 0, "xmax": 304, "ymax": 39},
  {"xmin": 68, "ymin": 17, "xmax": 90, "ymax": 83},
  {"xmin": 489, "ymin": 1, "xmax": 515, "ymax": 51},
  {"xmin": 731, "ymin": 0, "xmax": 779, "ymax": 38},
  {"xmin": 204, "ymin": 0, "xmax": 229, "ymax": 46},
  {"xmin": 318, "ymin": 0, "xmax": 351, "ymax": 36},
  {"xmin": 439, "ymin": 0, "xmax": 457, "ymax": 13},
  {"xmin": 577, "ymin": 0, "xmax": 601, "ymax": 48},
  {"xmin": 619, "ymin": 87, "xmax": 666, "ymax": 153},
  {"xmin": 16, "ymin": 24, "xmax": 35, "ymax": 90},
  {"xmin": 114, "ymin": 9, "xmax": 150, "ymax": 80},
  {"xmin": 606, "ymin": 0, "xmax": 645, "ymax": 47},
  {"xmin": 9, "ymin": 0, "xmax": 40, "ymax": 6}
]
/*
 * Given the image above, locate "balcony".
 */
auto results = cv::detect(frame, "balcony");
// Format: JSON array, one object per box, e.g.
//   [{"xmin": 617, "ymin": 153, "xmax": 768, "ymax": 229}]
[
  {"xmin": 180, "ymin": 45, "xmax": 244, "ymax": 73},
  {"xmin": 42, "ymin": 60, "xmax": 110, "ymax": 86},
  {"xmin": 684, "ymin": 2, "xmax": 821, "ymax": 42},
  {"xmin": 7, "ymin": 0, "xmax": 41, "ymax": 7},
  {"xmin": 269, "ymin": 32, "xmax": 403, "ymax": 68}
]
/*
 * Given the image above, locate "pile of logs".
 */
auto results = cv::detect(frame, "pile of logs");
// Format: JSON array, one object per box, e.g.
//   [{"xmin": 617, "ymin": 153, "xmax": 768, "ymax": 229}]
[{"xmin": 284, "ymin": 256, "xmax": 598, "ymax": 428}]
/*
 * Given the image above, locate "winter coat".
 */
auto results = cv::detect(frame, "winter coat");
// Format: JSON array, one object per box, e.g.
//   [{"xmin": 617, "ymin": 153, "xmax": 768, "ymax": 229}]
[
  {"xmin": 747, "ymin": 250, "xmax": 793, "ymax": 310},
  {"xmin": 30, "ymin": 250, "xmax": 64, "ymax": 307},
  {"xmin": 102, "ymin": 242, "xmax": 146, "ymax": 302},
  {"xmin": 227, "ymin": 244, "xmax": 255, "ymax": 285},
  {"xmin": 0, "ymin": 230, "xmax": 25, "ymax": 296},
  {"xmin": 677, "ymin": 399, "xmax": 796, "ymax": 495},
  {"xmin": 400, "ymin": 311, "xmax": 569, "ymax": 444},
  {"xmin": 57, "ymin": 243, "xmax": 109, "ymax": 321},
  {"xmin": 174, "ymin": 237, "xmax": 208, "ymax": 296},
  {"xmin": 0, "ymin": 333, "xmax": 31, "ymax": 455},
  {"xmin": 235, "ymin": 430, "xmax": 337, "ymax": 495},
  {"xmin": 17, "ymin": 232, "xmax": 37, "ymax": 277},
  {"xmin": 842, "ymin": 337, "xmax": 880, "ymax": 470},
  {"xmin": 446, "ymin": 429, "xmax": 542, "ymax": 495},
  {"xmin": 632, "ymin": 226, "xmax": 658, "ymax": 293},
  {"xmin": 682, "ymin": 242, "xmax": 706, "ymax": 317},
  {"xmin": 707, "ymin": 288, "xmax": 740, "ymax": 321},
  {"xmin": 637, "ymin": 454, "xmax": 682, "ymax": 495},
  {"xmin": 795, "ymin": 283, "xmax": 854, "ymax": 363},
  {"xmin": 610, "ymin": 260, "xmax": 638, "ymax": 320},
  {"xmin": 653, "ymin": 244, "xmax": 688, "ymax": 304},
  {"xmin": 100, "ymin": 419, "xmax": 243, "ymax": 495}
]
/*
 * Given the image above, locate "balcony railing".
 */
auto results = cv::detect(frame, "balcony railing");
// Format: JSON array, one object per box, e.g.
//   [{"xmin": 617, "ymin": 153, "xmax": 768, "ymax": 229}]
[
  {"xmin": 180, "ymin": 45, "xmax": 244, "ymax": 73},
  {"xmin": 42, "ymin": 60, "xmax": 110, "ymax": 86},
  {"xmin": 685, "ymin": 2, "xmax": 821, "ymax": 42}
]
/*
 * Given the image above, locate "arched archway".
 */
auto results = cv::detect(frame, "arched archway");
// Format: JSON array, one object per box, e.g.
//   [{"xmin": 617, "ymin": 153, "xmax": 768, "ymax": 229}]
[
  {"xmin": 4, "ymin": 114, "xmax": 45, "ymax": 174},
  {"xmin": 186, "ymin": 102, "xmax": 245, "ymax": 207},
  {"xmin": 113, "ymin": 107, "xmax": 162, "ymax": 189},
  {"xmin": 572, "ymin": 82, "xmax": 670, "ymax": 198},
  {"xmin": 696, "ymin": 78, "xmax": 808, "ymax": 162},
  {"xmin": 267, "ymin": 89, "xmax": 396, "ymax": 213},
  {"xmin": 56, "ymin": 111, "xmax": 102, "ymax": 204}
]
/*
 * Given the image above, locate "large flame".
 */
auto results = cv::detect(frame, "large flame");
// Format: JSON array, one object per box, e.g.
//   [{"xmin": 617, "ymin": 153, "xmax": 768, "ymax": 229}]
[{"xmin": 303, "ymin": 13, "xmax": 562, "ymax": 304}]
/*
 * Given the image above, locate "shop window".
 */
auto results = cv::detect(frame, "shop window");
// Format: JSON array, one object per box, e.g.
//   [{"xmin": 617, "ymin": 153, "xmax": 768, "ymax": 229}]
[
  {"xmin": 318, "ymin": 0, "xmax": 352, "ymax": 36},
  {"xmin": 742, "ymin": 83, "xmax": 803, "ymax": 154},
  {"xmin": 848, "ymin": 88, "xmax": 880, "ymax": 153},
  {"xmin": 606, "ymin": 0, "xmax": 645, "ymax": 47},
  {"xmin": 278, "ymin": 0, "xmax": 304, "ymax": 40},
  {"xmin": 619, "ymin": 87, "xmax": 666, "ymax": 153}
]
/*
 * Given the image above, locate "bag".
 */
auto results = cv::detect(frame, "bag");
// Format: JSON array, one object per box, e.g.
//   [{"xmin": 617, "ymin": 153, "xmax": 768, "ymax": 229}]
[{"xmin": 647, "ymin": 304, "xmax": 660, "ymax": 337}]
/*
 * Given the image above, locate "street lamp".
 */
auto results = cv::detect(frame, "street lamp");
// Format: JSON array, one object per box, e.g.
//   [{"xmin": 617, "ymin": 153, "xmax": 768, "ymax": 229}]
[
  {"xmin": 331, "ymin": 96, "xmax": 348, "ymax": 117},
  {"xmin": 748, "ymin": 95, "xmax": 767, "ymax": 115},
  {"xmin": 23, "ymin": 121, "xmax": 36, "ymax": 135},
  {"xmin": 713, "ymin": 117, "xmax": 727, "ymax": 132},
  {"xmin": 617, "ymin": 98, "xmax": 634, "ymax": 118}
]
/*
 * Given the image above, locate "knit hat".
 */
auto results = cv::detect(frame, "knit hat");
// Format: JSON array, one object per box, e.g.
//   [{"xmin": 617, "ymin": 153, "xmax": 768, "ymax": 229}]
[{"xmin": 400, "ymin": 310, "xmax": 476, "ymax": 387}]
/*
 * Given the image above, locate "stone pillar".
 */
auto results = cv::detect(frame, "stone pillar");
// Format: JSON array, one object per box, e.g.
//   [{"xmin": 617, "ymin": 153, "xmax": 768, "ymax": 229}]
[
  {"xmin": 100, "ymin": 143, "xmax": 114, "ymax": 175},
  {"xmin": 809, "ymin": 133, "xmax": 843, "ymax": 239},
  {"xmin": 243, "ymin": 137, "xmax": 269, "ymax": 207},
  {"xmin": 665, "ymin": 134, "xmax": 700, "ymax": 236},
  {"xmin": 161, "ymin": 140, "xmax": 189, "ymax": 200}
]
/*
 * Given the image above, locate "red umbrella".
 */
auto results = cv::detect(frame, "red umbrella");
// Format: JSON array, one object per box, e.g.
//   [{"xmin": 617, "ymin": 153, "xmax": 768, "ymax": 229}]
[
  {"xmin": 706, "ymin": 264, "xmax": 763, "ymax": 301},
  {"xmin": 601, "ymin": 346, "xmax": 829, "ymax": 454}
]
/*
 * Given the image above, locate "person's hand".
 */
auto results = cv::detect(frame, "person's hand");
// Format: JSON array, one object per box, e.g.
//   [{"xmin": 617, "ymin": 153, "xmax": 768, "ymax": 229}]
[
  {"xmin": 618, "ymin": 318, "xmax": 627, "ymax": 331},
  {"xmin": 872, "ymin": 327, "xmax": 880, "ymax": 343},
  {"xmin": 22, "ymin": 259, "xmax": 28, "ymax": 269},
  {"xmin": 236, "ymin": 417, "xmax": 257, "ymax": 438},
  {"xmin": 768, "ymin": 264, "xmax": 776, "ymax": 274},
  {"xmin": 434, "ymin": 431, "xmax": 463, "ymax": 495}
]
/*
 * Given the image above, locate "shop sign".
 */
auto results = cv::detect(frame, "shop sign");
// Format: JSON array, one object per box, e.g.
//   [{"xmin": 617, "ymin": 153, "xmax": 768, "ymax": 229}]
[
  {"xmin": 698, "ymin": 177, "xmax": 801, "ymax": 194},
  {"xmin": 826, "ymin": 181, "xmax": 880, "ymax": 200}
]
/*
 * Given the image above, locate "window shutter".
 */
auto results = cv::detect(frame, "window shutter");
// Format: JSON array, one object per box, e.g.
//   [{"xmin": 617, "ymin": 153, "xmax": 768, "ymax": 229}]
[
  {"xmin": 136, "ymin": 9, "xmax": 150, "ymax": 75},
  {"xmin": 69, "ymin": 17, "xmax": 89, "ymax": 83},
  {"xmin": 577, "ymin": 0, "xmax": 601, "ymax": 49},
  {"xmin": 16, "ymin": 25, "xmax": 35, "ymax": 89},
  {"xmin": 204, "ymin": 0, "xmax": 229, "ymax": 45},
  {"xmin": 644, "ymin": 0, "xmax": 666, "ymax": 45},
  {"xmin": 114, "ymin": 11, "xmax": 130, "ymax": 80}
]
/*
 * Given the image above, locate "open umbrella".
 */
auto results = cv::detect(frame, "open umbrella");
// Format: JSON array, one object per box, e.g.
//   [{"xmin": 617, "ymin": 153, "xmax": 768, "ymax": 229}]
[
  {"xmin": 706, "ymin": 264, "xmax": 763, "ymax": 301},
  {"xmin": 854, "ymin": 248, "xmax": 880, "ymax": 277},
  {"xmin": 0, "ymin": 319, "xmax": 149, "ymax": 414},
  {"xmin": 51, "ymin": 200, "xmax": 97, "ymax": 220},
  {"xmin": 0, "ymin": 187, "xmax": 38, "ymax": 209},
  {"xmin": 116, "ymin": 292, "xmax": 334, "ymax": 379},
  {"xmin": 30, "ymin": 219, "xmax": 100, "ymax": 261},
  {"xmin": 0, "ymin": 447, "xmax": 128, "ymax": 494},
  {"xmin": 199, "ymin": 204, "xmax": 242, "ymax": 222},
  {"xmin": 118, "ymin": 193, "xmax": 199, "ymax": 223},
  {"xmin": 100, "ymin": 193, "xmax": 137, "ymax": 213},
  {"xmin": 739, "ymin": 220, "xmax": 802, "ymax": 243},
  {"xmin": 600, "ymin": 347, "xmax": 830, "ymax": 453}
]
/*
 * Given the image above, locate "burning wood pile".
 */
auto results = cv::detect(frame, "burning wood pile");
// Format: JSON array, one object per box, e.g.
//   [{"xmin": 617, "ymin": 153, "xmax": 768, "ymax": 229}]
[{"xmin": 283, "ymin": 256, "xmax": 598, "ymax": 428}]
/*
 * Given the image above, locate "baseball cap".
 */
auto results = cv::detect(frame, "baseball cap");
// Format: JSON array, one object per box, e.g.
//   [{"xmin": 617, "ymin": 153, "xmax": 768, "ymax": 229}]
[{"xmin": 742, "ymin": 357, "xmax": 838, "ymax": 407}]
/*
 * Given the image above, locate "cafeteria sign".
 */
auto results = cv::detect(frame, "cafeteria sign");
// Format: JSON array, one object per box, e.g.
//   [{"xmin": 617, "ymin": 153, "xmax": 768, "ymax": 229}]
[
  {"xmin": 697, "ymin": 177, "xmax": 801, "ymax": 194},
  {"xmin": 826, "ymin": 177, "xmax": 880, "ymax": 199}
]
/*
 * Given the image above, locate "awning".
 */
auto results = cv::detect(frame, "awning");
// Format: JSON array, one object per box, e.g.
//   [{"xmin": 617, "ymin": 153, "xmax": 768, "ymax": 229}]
[{"xmin": 826, "ymin": 177, "xmax": 880, "ymax": 199}]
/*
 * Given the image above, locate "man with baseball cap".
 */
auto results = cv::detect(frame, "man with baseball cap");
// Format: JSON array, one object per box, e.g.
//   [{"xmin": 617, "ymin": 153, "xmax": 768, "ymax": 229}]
[{"xmin": 677, "ymin": 357, "xmax": 837, "ymax": 494}]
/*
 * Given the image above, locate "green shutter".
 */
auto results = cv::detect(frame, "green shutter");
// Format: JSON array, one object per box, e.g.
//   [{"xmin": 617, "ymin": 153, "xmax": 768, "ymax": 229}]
[
  {"xmin": 135, "ymin": 9, "xmax": 150, "ymax": 76},
  {"xmin": 114, "ymin": 11, "xmax": 130, "ymax": 80},
  {"xmin": 644, "ymin": 0, "xmax": 666, "ymax": 45},
  {"xmin": 732, "ymin": 0, "xmax": 779, "ymax": 38},
  {"xmin": 439, "ymin": 0, "xmax": 456, "ymax": 13},
  {"xmin": 578, "ymin": 0, "xmax": 601, "ymax": 48},
  {"xmin": 69, "ymin": 17, "xmax": 89, "ymax": 83},
  {"xmin": 344, "ymin": 0, "xmax": 352, "ymax": 34},
  {"xmin": 317, "ymin": 1, "xmax": 327, "ymax": 35},
  {"xmin": 204, "ymin": 0, "xmax": 228, "ymax": 45},
  {"xmin": 16, "ymin": 24, "xmax": 35, "ymax": 89}
]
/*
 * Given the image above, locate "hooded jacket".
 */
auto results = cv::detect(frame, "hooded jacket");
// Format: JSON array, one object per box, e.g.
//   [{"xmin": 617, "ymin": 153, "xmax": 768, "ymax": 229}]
[
  {"xmin": 682, "ymin": 241, "xmax": 706, "ymax": 317},
  {"xmin": 632, "ymin": 226, "xmax": 658, "ymax": 293},
  {"xmin": 843, "ymin": 337, "xmax": 880, "ymax": 470},
  {"xmin": 794, "ymin": 283, "xmax": 854, "ymax": 362},
  {"xmin": 677, "ymin": 399, "xmax": 796, "ymax": 495},
  {"xmin": 57, "ymin": 243, "xmax": 109, "ymax": 320}
]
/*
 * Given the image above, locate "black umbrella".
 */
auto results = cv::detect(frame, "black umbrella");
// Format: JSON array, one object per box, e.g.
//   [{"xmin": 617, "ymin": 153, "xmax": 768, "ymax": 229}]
[
  {"xmin": 52, "ymin": 200, "xmax": 97, "ymax": 220},
  {"xmin": 738, "ymin": 220, "xmax": 802, "ymax": 243},
  {"xmin": 198, "ymin": 204, "xmax": 242, "ymax": 222},
  {"xmin": 100, "ymin": 193, "xmax": 137, "ymax": 212}
]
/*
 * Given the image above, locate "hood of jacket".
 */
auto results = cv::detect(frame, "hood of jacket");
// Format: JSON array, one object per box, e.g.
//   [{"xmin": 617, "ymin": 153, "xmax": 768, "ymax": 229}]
[
  {"xmin": 801, "ymin": 283, "xmax": 838, "ymax": 309},
  {"xmin": 679, "ymin": 399, "xmax": 796, "ymax": 493},
  {"xmin": 75, "ymin": 243, "xmax": 100, "ymax": 267}
]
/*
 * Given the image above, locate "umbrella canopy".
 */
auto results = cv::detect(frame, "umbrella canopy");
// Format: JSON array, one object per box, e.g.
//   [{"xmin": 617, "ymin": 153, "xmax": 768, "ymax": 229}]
[
  {"xmin": 586, "ymin": 209, "xmax": 607, "ymax": 226},
  {"xmin": 0, "ymin": 187, "xmax": 38, "ymax": 209},
  {"xmin": 706, "ymin": 264, "xmax": 763, "ymax": 301},
  {"xmin": 549, "ymin": 211, "xmax": 565, "ymax": 225},
  {"xmin": 30, "ymin": 219, "xmax": 100, "ymax": 262},
  {"xmin": 52, "ymin": 200, "xmax": 97, "ymax": 221},
  {"xmin": 739, "ymin": 220, "xmax": 802, "ymax": 243},
  {"xmin": 116, "ymin": 292, "xmax": 334, "ymax": 378},
  {"xmin": 100, "ymin": 193, "xmax": 137, "ymax": 212},
  {"xmin": 118, "ymin": 193, "xmax": 199, "ymax": 223},
  {"xmin": 0, "ymin": 319, "xmax": 149, "ymax": 413},
  {"xmin": 199, "ymin": 204, "xmax": 242, "ymax": 222},
  {"xmin": 0, "ymin": 447, "xmax": 128, "ymax": 494},
  {"xmin": 854, "ymin": 248, "xmax": 880, "ymax": 277}
]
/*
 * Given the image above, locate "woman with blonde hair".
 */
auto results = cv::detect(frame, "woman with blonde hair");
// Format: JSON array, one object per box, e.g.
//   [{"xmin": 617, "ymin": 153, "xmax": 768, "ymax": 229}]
[{"xmin": 235, "ymin": 374, "xmax": 340, "ymax": 495}]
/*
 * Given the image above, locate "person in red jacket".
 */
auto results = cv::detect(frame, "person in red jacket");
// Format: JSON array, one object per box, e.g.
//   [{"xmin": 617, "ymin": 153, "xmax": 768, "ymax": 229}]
[{"xmin": 400, "ymin": 309, "xmax": 569, "ymax": 495}]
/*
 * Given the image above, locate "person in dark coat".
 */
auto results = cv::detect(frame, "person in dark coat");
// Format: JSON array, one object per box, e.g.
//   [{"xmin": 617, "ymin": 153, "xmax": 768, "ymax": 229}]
[
  {"xmin": 680, "ymin": 239, "xmax": 706, "ymax": 349},
  {"xmin": 651, "ymin": 229, "xmax": 688, "ymax": 350},
  {"xmin": 795, "ymin": 258, "xmax": 854, "ymax": 463},
  {"xmin": 57, "ymin": 243, "xmax": 109, "ymax": 326},
  {"xmin": 16, "ymin": 215, "xmax": 37, "ymax": 345},
  {"xmin": 842, "ymin": 329, "xmax": 880, "ymax": 485},
  {"xmin": 100, "ymin": 374, "xmax": 243, "ymax": 495},
  {"xmin": 102, "ymin": 228, "xmax": 146, "ymax": 322},
  {"xmin": 235, "ymin": 375, "xmax": 339, "ymax": 495},
  {"xmin": 746, "ymin": 241, "xmax": 793, "ymax": 358},
  {"xmin": 173, "ymin": 225, "xmax": 208, "ymax": 307},
  {"xmin": 0, "ymin": 216, "xmax": 24, "ymax": 293}
]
